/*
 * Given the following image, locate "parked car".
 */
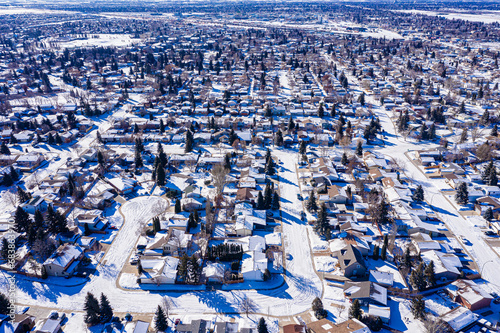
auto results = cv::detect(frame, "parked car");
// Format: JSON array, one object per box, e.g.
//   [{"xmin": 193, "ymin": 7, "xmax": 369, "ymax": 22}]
[
  {"xmin": 129, "ymin": 255, "xmax": 139, "ymax": 265},
  {"xmin": 297, "ymin": 193, "xmax": 303, "ymax": 201},
  {"xmin": 484, "ymin": 230, "xmax": 496, "ymax": 236}
]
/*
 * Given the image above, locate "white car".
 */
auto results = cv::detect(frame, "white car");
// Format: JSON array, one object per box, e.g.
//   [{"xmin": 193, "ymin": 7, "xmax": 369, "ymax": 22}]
[{"xmin": 129, "ymin": 255, "xmax": 139, "ymax": 265}]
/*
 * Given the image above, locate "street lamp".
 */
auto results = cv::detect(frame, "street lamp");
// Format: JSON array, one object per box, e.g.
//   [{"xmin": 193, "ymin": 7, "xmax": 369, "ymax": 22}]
[{"xmin": 480, "ymin": 259, "xmax": 495, "ymax": 276}]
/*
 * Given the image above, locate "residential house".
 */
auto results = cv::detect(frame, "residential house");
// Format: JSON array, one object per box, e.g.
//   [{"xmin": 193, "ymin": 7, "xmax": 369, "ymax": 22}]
[
  {"xmin": 43, "ymin": 244, "xmax": 83, "ymax": 277},
  {"xmin": 343, "ymin": 281, "xmax": 388, "ymax": 306},
  {"xmin": 21, "ymin": 196, "xmax": 47, "ymax": 214},
  {"xmin": 138, "ymin": 256, "xmax": 179, "ymax": 285},
  {"xmin": 447, "ymin": 279, "xmax": 493, "ymax": 311},
  {"xmin": 176, "ymin": 319, "xmax": 209, "ymax": 333},
  {"xmin": 336, "ymin": 244, "xmax": 367, "ymax": 278},
  {"xmin": 307, "ymin": 318, "xmax": 371, "ymax": 333},
  {"xmin": 124, "ymin": 320, "xmax": 150, "ymax": 333}
]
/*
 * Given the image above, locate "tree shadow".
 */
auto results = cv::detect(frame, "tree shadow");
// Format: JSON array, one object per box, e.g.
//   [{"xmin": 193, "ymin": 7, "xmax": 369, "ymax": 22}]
[
  {"xmin": 429, "ymin": 204, "xmax": 457, "ymax": 217},
  {"xmin": 194, "ymin": 290, "xmax": 238, "ymax": 313}
]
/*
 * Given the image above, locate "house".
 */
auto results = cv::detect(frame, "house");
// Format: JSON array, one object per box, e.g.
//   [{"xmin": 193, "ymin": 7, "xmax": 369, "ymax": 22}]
[
  {"xmin": 440, "ymin": 306, "xmax": 478, "ymax": 332},
  {"xmin": 447, "ymin": 279, "xmax": 493, "ymax": 311},
  {"xmin": 421, "ymin": 250, "xmax": 462, "ymax": 282},
  {"xmin": 368, "ymin": 304, "xmax": 391, "ymax": 323},
  {"xmin": 0, "ymin": 314, "xmax": 35, "ymax": 333},
  {"xmin": 214, "ymin": 322, "xmax": 239, "ymax": 333},
  {"xmin": 343, "ymin": 281, "xmax": 388, "ymax": 306},
  {"xmin": 324, "ymin": 185, "xmax": 348, "ymax": 204},
  {"xmin": 15, "ymin": 153, "xmax": 44, "ymax": 171},
  {"xmin": 35, "ymin": 318, "xmax": 62, "ymax": 333},
  {"xmin": 75, "ymin": 213, "xmax": 107, "ymax": 231},
  {"xmin": 369, "ymin": 270, "xmax": 394, "ymax": 287},
  {"xmin": 307, "ymin": 318, "xmax": 371, "ymax": 333},
  {"xmin": 146, "ymin": 229, "xmax": 192, "ymax": 256},
  {"xmin": 138, "ymin": 256, "xmax": 179, "ymax": 285},
  {"xmin": 21, "ymin": 196, "xmax": 47, "ymax": 214},
  {"xmin": 204, "ymin": 262, "xmax": 226, "ymax": 283},
  {"xmin": 176, "ymin": 319, "xmax": 209, "ymax": 333},
  {"xmin": 43, "ymin": 244, "xmax": 83, "ymax": 277},
  {"xmin": 336, "ymin": 244, "xmax": 367, "ymax": 278},
  {"xmin": 124, "ymin": 320, "xmax": 150, "ymax": 333},
  {"xmin": 283, "ymin": 325, "xmax": 306, "ymax": 333},
  {"xmin": 241, "ymin": 250, "xmax": 267, "ymax": 281}
]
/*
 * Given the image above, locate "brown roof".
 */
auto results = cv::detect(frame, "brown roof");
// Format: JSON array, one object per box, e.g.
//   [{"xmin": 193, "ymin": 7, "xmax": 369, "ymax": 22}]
[
  {"xmin": 308, "ymin": 319, "xmax": 367, "ymax": 333},
  {"xmin": 283, "ymin": 325, "xmax": 306, "ymax": 333}
]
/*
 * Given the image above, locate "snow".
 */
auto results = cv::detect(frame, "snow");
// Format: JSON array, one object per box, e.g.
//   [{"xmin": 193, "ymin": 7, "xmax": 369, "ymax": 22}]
[{"xmin": 314, "ymin": 256, "xmax": 338, "ymax": 273}]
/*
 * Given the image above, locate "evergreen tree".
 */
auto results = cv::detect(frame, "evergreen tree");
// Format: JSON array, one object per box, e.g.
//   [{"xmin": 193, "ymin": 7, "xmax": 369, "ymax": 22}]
[
  {"xmin": 299, "ymin": 141, "xmax": 307, "ymax": 155},
  {"xmin": 420, "ymin": 123, "xmax": 428, "ymax": 140},
  {"xmin": 160, "ymin": 119, "xmax": 165, "ymax": 133},
  {"xmin": 380, "ymin": 243, "xmax": 387, "ymax": 261},
  {"xmin": 412, "ymin": 185, "xmax": 424, "ymax": 202},
  {"xmin": 134, "ymin": 150, "xmax": 143, "ymax": 169},
  {"xmin": 275, "ymin": 130, "xmax": 283, "ymax": 146},
  {"xmin": 156, "ymin": 166, "xmax": 166, "ymax": 187},
  {"xmin": 491, "ymin": 124, "xmax": 498, "ymax": 137},
  {"xmin": 257, "ymin": 317, "xmax": 269, "ymax": 333},
  {"xmin": 306, "ymin": 191, "xmax": 318, "ymax": 212},
  {"xmin": 315, "ymin": 203, "xmax": 330, "ymax": 239},
  {"xmin": 349, "ymin": 299, "xmax": 362, "ymax": 320},
  {"xmin": 9, "ymin": 166, "xmax": 18, "ymax": 181},
  {"xmin": 484, "ymin": 207, "xmax": 494, "ymax": 222},
  {"xmin": 341, "ymin": 152, "xmax": 349, "ymax": 166},
  {"xmin": 355, "ymin": 141, "xmax": 363, "ymax": 157},
  {"xmin": 455, "ymin": 182, "xmax": 469, "ymax": 206},
  {"xmin": 135, "ymin": 137, "xmax": 144, "ymax": 153},
  {"xmin": 256, "ymin": 191, "xmax": 265, "ymax": 210},
  {"xmin": 0, "ymin": 142, "xmax": 10, "ymax": 155},
  {"xmin": 155, "ymin": 305, "xmax": 168, "ymax": 332},
  {"xmin": 330, "ymin": 103, "xmax": 336, "ymax": 118},
  {"xmin": 271, "ymin": 192, "xmax": 280, "ymax": 210},
  {"xmin": 175, "ymin": 199, "xmax": 182, "ymax": 214},
  {"xmin": 14, "ymin": 206, "xmax": 31, "ymax": 233},
  {"xmin": 318, "ymin": 103, "xmax": 324, "ymax": 118},
  {"xmin": 185, "ymin": 130, "xmax": 194, "ymax": 153},
  {"xmin": 48, "ymin": 133, "xmax": 54, "ymax": 145},
  {"xmin": 16, "ymin": 186, "xmax": 30, "ymax": 203},
  {"xmin": 404, "ymin": 247, "xmax": 411, "ymax": 268},
  {"xmin": 288, "ymin": 116, "xmax": 295, "ymax": 131},
  {"xmin": 424, "ymin": 260, "xmax": 436, "ymax": 287},
  {"xmin": 410, "ymin": 296, "xmax": 426, "ymax": 320},
  {"xmin": 99, "ymin": 293, "xmax": 113, "ymax": 323},
  {"xmin": 55, "ymin": 133, "xmax": 62, "ymax": 145},
  {"xmin": 224, "ymin": 154, "xmax": 231, "ymax": 171},
  {"xmin": 373, "ymin": 245, "xmax": 379, "ymax": 260},
  {"xmin": 0, "ymin": 293, "xmax": 11, "ymax": 315},
  {"xmin": 84, "ymin": 292, "xmax": 101, "ymax": 326},
  {"xmin": 311, "ymin": 297, "xmax": 328, "ymax": 319},
  {"xmin": 409, "ymin": 263, "xmax": 427, "ymax": 291},
  {"xmin": 265, "ymin": 156, "xmax": 275, "ymax": 176},
  {"xmin": 264, "ymin": 184, "xmax": 273, "ymax": 209},
  {"xmin": 0, "ymin": 238, "xmax": 8, "ymax": 260},
  {"xmin": 358, "ymin": 92, "xmax": 365, "ymax": 106}
]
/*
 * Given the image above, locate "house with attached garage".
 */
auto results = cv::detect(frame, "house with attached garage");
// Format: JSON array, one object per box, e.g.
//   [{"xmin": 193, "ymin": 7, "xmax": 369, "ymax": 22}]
[
  {"xmin": 43, "ymin": 244, "xmax": 84, "ymax": 277},
  {"xmin": 336, "ymin": 244, "xmax": 367, "ymax": 278},
  {"xmin": 138, "ymin": 256, "xmax": 179, "ymax": 285}
]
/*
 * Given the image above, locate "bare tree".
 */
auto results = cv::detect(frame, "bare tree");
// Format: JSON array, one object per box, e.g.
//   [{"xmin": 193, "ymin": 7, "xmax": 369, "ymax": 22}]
[
  {"xmin": 161, "ymin": 296, "xmax": 173, "ymax": 319},
  {"xmin": 211, "ymin": 165, "xmax": 229, "ymax": 196},
  {"xmin": 3, "ymin": 190, "xmax": 18, "ymax": 208},
  {"xmin": 240, "ymin": 295, "xmax": 258, "ymax": 318},
  {"xmin": 470, "ymin": 126, "xmax": 482, "ymax": 143}
]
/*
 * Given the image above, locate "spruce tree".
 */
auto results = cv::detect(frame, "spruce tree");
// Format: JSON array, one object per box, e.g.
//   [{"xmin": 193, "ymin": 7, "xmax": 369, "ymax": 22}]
[
  {"xmin": 185, "ymin": 130, "xmax": 194, "ymax": 153},
  {"xmin": 341, "ymin": 152, "xmax": 349, "ymax": 166},
  {"xmin": 381, "ymin": 242, "xmax": 387, "ymax": 261},
  {"xmin": 271, "ymin": 192, "xmax": 280, "ymax": 210},
  {"xmin": 99, "ymin": 293, "xmax": 113, "ymax": 323},
  {"xmin": 175, "ymin": 199, "xmax": 181, "ymax": 214},
  {"xmin": 155, "ymin": 305, "xmax": 168, "ymax": 332},
  {"xmin": 17, "ymin": 186, "xmax": 31, "ymax": 203},
  {"xmin": 14, "ymin": 206, "xmax": 31, "ymax": 233},
  {"xmin": 156, "ymin": 166, "xmax": 166, "ymax": 186},
  {"xmin": 455, "ymin": 182, "xmax": 469, "ymax": 206},
  {"xmin": 84, "ymin": 292, "xmax": 101, "ymax": 326},
  {"xmin": 275, "ymin": 130, "xmax": 283, "ymax": 146},
  {"xmin": 348, "ymin": 299, "xmax": 362, "ymax": 320},
  {"xmin": 257, "ymin": 317, "xmax": 269, "ymax": 333},
  {"xmin": 0, "ymin": 292, "xmax": 11, "ymax": 315},
  {"xmin": 424, "ymin": 260, "xmax": 436, "ymax": 287},
  {"xmin": 410, "ymin": 296, "xmax": 426, "ymax": 320},
  {"xmin": 373, "ymin": 245, "xmax": 379, "ymax": 260},
  {"xmin": 134, "ymin": 150, "xmax": 143, "ymax": 169},
  {"xmin": 355, "ymin": 141, "xmax": 363, "ymax": 157},
  {"xmin": 484, "ymin": 207, "xmax": 494, "ymax": 222},
  {"xmin": 256, "ymin": 191, "xmax": 265, "ymax": 210},
  {"xmin": 315, "ymin": 204, "xmax": 330, "ymax": 239},
  {"xmin": 264, "ymin": 184, "xmax": 273, "ymax": 209},
  {"xmin": 306, "ymin": 191, "xmax": 318, "ymax": 212},
  {"xmin": 318, "ymin": 104, "xmax": 324, "ymax": 118},
  {"xmin": 412, "ymin": 185, "xmax": 424, "ymax": 202},
  {"xmin": 410, "ymin": 263, "xmax": 427, "ymax": 291},
  {"xmin": 491, "ymin": 124, "xmax": 498, "ymax": 137},
  {"xmin": 299, "ymin": 141, "xmax": 307, "ymax": 155},
  {"xmin": 0, "ymin": 142, "xmax": 10, "ymax": 155}
]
